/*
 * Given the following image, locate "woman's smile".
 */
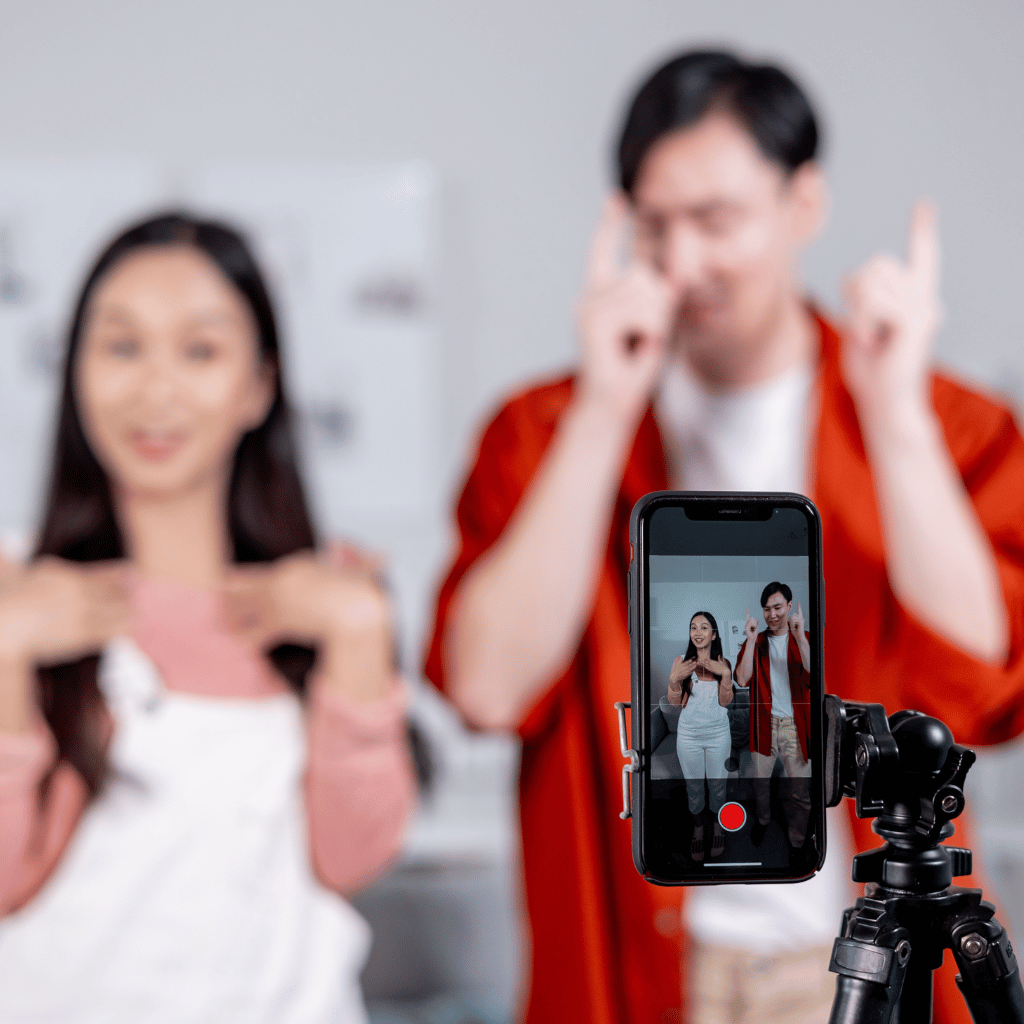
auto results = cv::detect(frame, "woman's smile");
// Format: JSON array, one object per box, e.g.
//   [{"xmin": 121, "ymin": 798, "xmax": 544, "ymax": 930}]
[{"xmin": 127, "ymin": 427, "xmax": 188, "ymax": 462}]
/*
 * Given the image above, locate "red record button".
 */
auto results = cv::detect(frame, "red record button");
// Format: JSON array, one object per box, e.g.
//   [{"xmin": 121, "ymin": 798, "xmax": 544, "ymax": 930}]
[{"xmin": 718, "ymin": 802, "xmax": 747, "ymax": 832}]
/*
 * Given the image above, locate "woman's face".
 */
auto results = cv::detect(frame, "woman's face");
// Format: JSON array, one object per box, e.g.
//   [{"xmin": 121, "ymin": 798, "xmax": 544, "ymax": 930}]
[
  {"xmin": 690, "ymin": 615, "xmax": 714, "ymax": 652},
  {"xmin": 75, "ymin": 245, "xmax": 273, "ymax": 503}
]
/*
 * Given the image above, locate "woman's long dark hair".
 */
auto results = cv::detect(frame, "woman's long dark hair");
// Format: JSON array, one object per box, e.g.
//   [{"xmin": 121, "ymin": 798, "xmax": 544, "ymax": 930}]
[
  {"xmin": 34, "ymin": 212, "xmax": 318, "ymax": 795},
  {"xmin": 679, "ymin": 610, "xmax": 729, "ymax": 702}
]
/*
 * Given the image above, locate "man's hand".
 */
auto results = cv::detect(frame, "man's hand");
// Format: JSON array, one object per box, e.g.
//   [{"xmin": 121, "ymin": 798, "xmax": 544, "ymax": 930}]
[
  {"xmin": 445, "ymin": 197, "xmax": 677, "ymax": 732},
  {"xmin": 743, "ymin": 609, "xmax": 758, "ymax": 643},
  {"xmin": 788, "ymin": 602, "xmax": 805, "ymax": 636},
  {"xmin": 788, "ymin": 601, "xmax": 812, "ymax": 672},
  {"xmin": 576, "ymin": 195, "xmax": 676, "ymax": 425},
  {"xmin": 840, "ymin": 201, "xmax": 1008, "ymax": 664},
  {"xmin": 842, "ymin": 200, "xmax": 942, "ymax": 419}
]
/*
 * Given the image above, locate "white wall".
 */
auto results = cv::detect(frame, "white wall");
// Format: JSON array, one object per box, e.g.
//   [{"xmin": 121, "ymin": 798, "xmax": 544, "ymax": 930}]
[{"xmin": 3, "ymin": 0, "xmax": 1023, "ymax": 477}]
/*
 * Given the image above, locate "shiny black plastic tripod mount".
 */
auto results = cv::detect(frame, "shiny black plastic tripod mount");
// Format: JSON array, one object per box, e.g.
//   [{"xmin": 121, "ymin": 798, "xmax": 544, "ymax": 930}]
[{"xmin": 824, "ymin": 698, "xmax": 1024, "ymax": 1024}]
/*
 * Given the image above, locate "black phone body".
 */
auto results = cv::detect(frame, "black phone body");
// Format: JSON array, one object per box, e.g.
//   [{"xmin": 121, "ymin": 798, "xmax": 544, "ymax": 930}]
[{"xmin": 629, "ymin": 492, "xmax": 826, "ymax": 885}]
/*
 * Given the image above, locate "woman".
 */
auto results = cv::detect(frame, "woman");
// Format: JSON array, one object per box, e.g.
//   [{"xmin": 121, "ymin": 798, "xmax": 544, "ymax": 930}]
[
  {"xmin": 665, "ymin": 611, "xmax": 733, "ymax": 861},
  {"xmin": 0, "ymin": 213, "xmax": 415, "ymax": 1022}
]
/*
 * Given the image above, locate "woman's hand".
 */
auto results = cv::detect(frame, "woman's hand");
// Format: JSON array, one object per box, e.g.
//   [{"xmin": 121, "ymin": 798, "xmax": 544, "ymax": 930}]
[
  {"xmin": 712, "ymin": 656, "xmax": 734, "ymax": 705},
  {"xmin": 698, "ymin": 653, "xmax": 730, "ymax": 678},
  {"xmin": 0, "ymin": 556, "xmax": 130, "ymax": 733},
  {"xmin": 669, "ymin": 655, "xmax": 697, "ymax": 686},
  {"xmin": 0, "ymin": 556, "xmax": 131, "ymax": 666},
  {"xmin": 222, "ymin": 551, "xmax": 393, "ymax": 703}
]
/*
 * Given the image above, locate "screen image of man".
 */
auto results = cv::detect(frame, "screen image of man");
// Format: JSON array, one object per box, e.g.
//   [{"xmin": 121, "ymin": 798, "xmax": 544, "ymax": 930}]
[
  {"xmin": 735, "ymin": 582, "xmax": 812, "ymax": 850},
  {"xmin": 424, "ymin": 49, "xmax": 1024, "ymax": 1024}
]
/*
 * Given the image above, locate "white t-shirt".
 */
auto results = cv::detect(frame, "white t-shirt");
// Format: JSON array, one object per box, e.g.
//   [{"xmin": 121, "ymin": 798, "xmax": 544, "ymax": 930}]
[
  {"xmin": 654, "ymin": 353, "xmax": 854, "ymax": 953},
  {"xmin": 768, "ymin": 632, "xmax": 796, "ymax": 719}
]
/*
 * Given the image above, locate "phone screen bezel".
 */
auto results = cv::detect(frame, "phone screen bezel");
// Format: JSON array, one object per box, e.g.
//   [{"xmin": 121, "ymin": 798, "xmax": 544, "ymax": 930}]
[{"xmin": 630, "ymin": 491, "xmax": 826, "ymax": 886}]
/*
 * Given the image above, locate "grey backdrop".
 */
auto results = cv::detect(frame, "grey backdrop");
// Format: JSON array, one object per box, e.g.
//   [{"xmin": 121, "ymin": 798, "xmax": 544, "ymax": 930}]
[
  {"xmin": 3, "ymin": 3, "xmax": 1024, "ymax": 1020},
  {"xmin": 3, "ymin": 0, "xmax": 1023, "ymax": 477}
]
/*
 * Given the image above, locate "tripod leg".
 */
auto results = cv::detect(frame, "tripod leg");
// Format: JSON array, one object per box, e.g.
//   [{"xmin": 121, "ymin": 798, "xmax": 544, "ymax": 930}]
[
  {"xmin": 828, "ymin": 976, "xmax": 902, "ymax": 1024},
  {"xmin": 950, "ymin": 916, "xmax": 1024, "ymax": 1024},
  {"xmin": 827, "ymin": 935, "xmax": 910, "ymax": 1024}
]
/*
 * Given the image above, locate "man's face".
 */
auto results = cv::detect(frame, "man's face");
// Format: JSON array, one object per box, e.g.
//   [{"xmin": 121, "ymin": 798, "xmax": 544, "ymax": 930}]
[
  {"xmin": 630, "ymin": 113, "xmax": 823, "ymax": 382},
  {"xmin": 763, "ymin": 592, "xmax": 792, "ymax": 634}
]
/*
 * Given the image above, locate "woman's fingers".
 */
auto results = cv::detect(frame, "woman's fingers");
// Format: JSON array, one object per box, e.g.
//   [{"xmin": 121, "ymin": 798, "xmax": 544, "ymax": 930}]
[
  {"xmin": 10, "ymin": 558, "xmax": 135, "ymax": 664},
  {"xmin": 325, "ymin": 540, "xmax": 388, "ymax": 580},
  {"xmin": 220, "ymin": 567, "xmax": 281, "ymax": 647}
]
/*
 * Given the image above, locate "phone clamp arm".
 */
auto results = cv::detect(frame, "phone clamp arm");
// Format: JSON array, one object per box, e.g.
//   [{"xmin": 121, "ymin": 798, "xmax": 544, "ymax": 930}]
[{"xmin": 614, "ymin": 701, "xmax": 638, "ymax": 820}]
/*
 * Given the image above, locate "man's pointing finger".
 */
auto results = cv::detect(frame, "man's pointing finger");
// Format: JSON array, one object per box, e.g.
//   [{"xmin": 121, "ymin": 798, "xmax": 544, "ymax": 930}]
[
  {"xmin": 908, "ymin": 199, "xmax": 940, "ymax": 292},
  {"xmin": 586, "ymin": 193, "xmax": 629, "ymax": 288}
]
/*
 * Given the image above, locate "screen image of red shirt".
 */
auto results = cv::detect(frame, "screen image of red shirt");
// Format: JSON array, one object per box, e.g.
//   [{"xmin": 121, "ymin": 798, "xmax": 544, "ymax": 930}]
[{"xmin": 740, "ymin": 629, "xmax": 813, "ymax": 759}]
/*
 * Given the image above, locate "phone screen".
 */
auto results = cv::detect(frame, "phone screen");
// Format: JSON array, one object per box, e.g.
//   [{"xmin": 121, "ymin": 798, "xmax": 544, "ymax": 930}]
[{"xmin": 631, "ymin": 493, "xmax": 825, "ymax": 885}]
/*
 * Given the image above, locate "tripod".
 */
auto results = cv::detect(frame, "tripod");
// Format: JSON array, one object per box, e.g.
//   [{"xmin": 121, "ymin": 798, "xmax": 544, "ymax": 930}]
[{"xmin": 825, "ymin": 700, "xmax": 1024, "ymax": 1024}]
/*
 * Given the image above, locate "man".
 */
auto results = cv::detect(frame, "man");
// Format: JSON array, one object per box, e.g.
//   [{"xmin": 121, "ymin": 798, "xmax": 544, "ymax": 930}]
[
  {"xmin": 736, "ymin": 582, "xmax": 812, "ymax": 850},
  {"xmin": 425, "ymin": 50, "xmax": 1024, "ymax": 1024}
]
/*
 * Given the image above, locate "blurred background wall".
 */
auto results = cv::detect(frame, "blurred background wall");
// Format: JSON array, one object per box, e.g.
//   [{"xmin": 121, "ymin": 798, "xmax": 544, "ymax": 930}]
[{"xmin": 2, "ymin": 2, "xmax": 1023, "ymax": 1022}]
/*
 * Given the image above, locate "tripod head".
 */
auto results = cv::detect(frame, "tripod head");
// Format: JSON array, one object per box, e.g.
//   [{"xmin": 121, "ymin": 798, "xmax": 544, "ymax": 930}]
[
  {"xmin": 824, "ymin": 697, "xmax": 976, "ymax": 893},
  {"xmin": 821, "ymin": 697, "xmax": 1023, "ymax": 1024}
]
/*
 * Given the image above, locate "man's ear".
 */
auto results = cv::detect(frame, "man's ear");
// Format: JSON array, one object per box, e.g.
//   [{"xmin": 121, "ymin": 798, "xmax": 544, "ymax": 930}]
[{"xmin": 789, "ymin": 162, "xmax": 828, "ymax": 245}]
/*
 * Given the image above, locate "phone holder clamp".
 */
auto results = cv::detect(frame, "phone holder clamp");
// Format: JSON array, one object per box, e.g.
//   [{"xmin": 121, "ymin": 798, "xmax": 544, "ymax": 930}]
[{"xmin": 614, "ymin": 701, "xmax": 638, "ymax": 820}]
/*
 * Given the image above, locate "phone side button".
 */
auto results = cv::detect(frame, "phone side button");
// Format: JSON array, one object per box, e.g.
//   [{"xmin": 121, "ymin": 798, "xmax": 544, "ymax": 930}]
[{"xmin": 627, "ymin": 571, "xmax": 632, "ymax": 635}]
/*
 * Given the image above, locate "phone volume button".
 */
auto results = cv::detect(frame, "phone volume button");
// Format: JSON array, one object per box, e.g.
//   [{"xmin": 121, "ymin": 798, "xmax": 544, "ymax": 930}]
[{"xmin": 627, "ymin": 571, "xmax": 632, "ymax": 635}]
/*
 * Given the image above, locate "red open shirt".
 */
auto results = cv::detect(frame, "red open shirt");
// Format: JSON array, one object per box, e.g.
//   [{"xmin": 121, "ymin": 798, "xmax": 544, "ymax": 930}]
[{"xmin": 424, "ymin": 311, "xmax": 1024, "ymax": 1024}]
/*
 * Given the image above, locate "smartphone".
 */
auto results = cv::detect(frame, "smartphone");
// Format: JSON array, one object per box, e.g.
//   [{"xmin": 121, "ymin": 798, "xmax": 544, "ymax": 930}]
[{"xmin": 628, "ymin": 492, "xmax": 826, "ymax": 885}]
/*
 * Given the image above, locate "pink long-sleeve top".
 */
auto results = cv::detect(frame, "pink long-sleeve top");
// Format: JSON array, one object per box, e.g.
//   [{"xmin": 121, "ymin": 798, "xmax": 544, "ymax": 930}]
[{"xmin": 0, "ymin": 574, "xmax": 415, "ymax": 915}]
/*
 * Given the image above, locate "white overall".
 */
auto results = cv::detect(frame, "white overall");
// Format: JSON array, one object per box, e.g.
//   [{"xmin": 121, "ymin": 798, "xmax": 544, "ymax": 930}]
[
  {"xmin": 0, "ymin": 638, "xmax": 372, "ymax": 1024},
  {"xmin": 675, "ymin": 674, "xmax": 732, "ymax": 816}
]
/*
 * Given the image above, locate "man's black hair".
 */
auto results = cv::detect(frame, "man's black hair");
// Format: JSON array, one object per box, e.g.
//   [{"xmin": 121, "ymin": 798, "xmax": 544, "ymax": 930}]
[
  {"xmin": 761, "ymin": 581, "xmax": 793, "ymax": 608},
  {"xmin": 617, "ymin": 49, "xmax": 820, "ymax": 194}
]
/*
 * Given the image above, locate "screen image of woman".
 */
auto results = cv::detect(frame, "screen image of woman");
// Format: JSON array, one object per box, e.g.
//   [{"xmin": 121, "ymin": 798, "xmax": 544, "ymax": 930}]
[
  {"xmin": 665, "ymin": 611, "xmax": 733, "ymax": 861},
  {"xmin": 0, "ymin": 213, "xmax": 415, "ymax": 1022}
]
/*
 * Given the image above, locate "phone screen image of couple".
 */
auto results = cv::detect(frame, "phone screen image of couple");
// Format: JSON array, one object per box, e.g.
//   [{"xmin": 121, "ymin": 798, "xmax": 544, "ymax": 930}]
[{"xmin": 647, "ymin": 551, "xmax": 815, "ymax": 873}]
